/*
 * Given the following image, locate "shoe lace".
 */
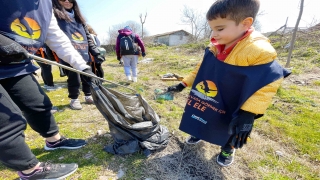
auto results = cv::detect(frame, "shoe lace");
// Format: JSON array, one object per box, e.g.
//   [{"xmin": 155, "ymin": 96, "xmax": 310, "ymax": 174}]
[{"xmin": 41, "ymin": 161, "xmax": 57, "ymax": 173}]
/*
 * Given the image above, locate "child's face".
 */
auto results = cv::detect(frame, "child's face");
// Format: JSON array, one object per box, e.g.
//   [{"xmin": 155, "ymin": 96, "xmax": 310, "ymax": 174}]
[{"xmin": 208, "ymin": 17, "xmax": 250, "ymax": 48}]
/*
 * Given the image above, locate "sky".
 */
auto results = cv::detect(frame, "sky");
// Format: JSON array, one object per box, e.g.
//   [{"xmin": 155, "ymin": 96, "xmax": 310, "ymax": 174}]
[{"xmin": 77, "ymin": 0, "xmax": 319, "ymax": 43}]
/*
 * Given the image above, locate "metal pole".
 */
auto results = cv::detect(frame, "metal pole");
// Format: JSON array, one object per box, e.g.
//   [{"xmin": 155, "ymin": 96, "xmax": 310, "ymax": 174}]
[{"xmin": 28, "ymin": 53, "xmax": 136, "ymax": 93}]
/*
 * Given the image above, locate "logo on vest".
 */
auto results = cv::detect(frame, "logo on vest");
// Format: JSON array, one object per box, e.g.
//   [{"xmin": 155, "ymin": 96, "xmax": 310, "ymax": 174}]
[
  {"xmin": 191, "ymin": 80, "xmax": 219, "ymax": 104},
  {"xmin": 72, "ymin": 32, "xmax": 84, "ymax": 41},
  {"xmin": 186, "ymin": 80, "xmax": 226, "ymax": 114},
  {"xmin": 10, "ymin": 17, "xmax": 41, "ymax": 39}
]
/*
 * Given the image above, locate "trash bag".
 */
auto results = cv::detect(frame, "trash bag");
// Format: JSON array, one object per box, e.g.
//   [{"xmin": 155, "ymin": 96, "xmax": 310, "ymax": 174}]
[{"xmin": 90, "ymin": 84, "xmax": 170, "ymax": 156}]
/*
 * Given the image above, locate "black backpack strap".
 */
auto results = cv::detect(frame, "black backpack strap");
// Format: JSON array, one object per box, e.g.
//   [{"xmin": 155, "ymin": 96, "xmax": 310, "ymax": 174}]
[{"xmin": 130, "ymin": 33, "xmax": 136, "ymax": 43}]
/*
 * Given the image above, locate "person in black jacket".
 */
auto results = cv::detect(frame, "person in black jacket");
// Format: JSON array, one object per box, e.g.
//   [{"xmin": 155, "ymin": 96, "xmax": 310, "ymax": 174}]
[
  {"xmin": 87, "ymin": 24, "xmax": 105, "ymax": 78},
  {"xmin": 35, "ymin": 44, "xmax": 62, "ymax": 91},
  {"xmin": 52, "ymin": 0, "xmax": 105, "ymax": 110}
]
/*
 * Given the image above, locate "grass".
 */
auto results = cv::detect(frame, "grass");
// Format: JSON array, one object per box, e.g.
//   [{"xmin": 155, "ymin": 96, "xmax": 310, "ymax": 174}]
[{"xmin": 1, "ymin": 36, "xmax": 320, "ymax": 179}]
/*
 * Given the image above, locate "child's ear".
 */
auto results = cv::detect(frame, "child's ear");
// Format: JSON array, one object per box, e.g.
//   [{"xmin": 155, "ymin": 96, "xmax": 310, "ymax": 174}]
[{"xmin": 241, "ymin": 17, "xmax": 253, "ymax": 28}]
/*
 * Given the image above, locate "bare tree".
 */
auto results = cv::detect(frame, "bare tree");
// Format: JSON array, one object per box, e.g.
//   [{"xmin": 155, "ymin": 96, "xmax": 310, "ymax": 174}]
[
  {"xmin": 286, "ymin": 0, "xmax": 304, "ymax": 67},
  {"xmin": 252, "ymin": 10, "xmax": 265, "ymax": 31},
  {"xmin": 140, "ymin": 12, "xmax": 147, "ymax": 39},
  {"xmin": 180, "ymin": 5, "xmax": 209, "ymax": 41},
  {"xmin": 268, "ymin": 17, "xmax": 288, "ymax": 37}
]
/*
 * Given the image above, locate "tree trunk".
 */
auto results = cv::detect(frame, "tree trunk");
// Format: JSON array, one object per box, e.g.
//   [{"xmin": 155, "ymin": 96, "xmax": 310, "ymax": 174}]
[{"xmin": 286, "ymin": 0, "xmax": 304, "ymax": 67}]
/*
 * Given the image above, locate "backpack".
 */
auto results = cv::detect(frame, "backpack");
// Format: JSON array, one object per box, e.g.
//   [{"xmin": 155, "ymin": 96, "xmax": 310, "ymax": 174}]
[{"xmin": 119, "ymin": 34, "xmax": 137, "ymax": 55}]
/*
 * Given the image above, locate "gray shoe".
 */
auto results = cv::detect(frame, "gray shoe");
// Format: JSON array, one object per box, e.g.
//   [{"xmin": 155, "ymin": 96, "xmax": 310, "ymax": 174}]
[
  {"xmin": 84, "ymin": 96, "xmax": 94, "ymax": 104},
  {"xmin": 70, "ymin": 99, "xmax": 82, "ymax": 110},
  {"xmin": 216, "ymin": 150, "xmax": 236, "ymax": 167},
  {"xmin": 44, "ymin": 85, "xmax": 62, "ymax": 91},
  {"xmin": 18, "ymin": 162, "xmax": 78, "ymax": 180}
]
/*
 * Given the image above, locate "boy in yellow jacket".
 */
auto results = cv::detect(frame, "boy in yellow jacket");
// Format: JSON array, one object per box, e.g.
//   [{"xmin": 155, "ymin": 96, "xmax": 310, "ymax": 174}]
[{"xmin": 168, "ymin": 0, "xmax": 290, "ymax": 167}]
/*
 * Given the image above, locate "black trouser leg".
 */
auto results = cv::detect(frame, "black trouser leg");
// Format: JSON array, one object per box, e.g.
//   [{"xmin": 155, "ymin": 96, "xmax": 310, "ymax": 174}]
[
  {"xmin": 221, "ymin": 142, "xmax": 234, "ymax": 153},
  {"xmin": 37, "ymin": 62, "xmax": 54, "ymax": 86},
  {"xmin": 80, "ymin": 74, "xmax": 91, "ymax": 96},
  {"xmin": 64, "ymin": 69, "xmax": 81, "ymax": 99},
  {"xmin": 0, "ymin": 84, "xmax": 39, "ymax": 171},
  {"xmin": 0, "ymin": 74, "xmax": 59, "ymax": 138}
]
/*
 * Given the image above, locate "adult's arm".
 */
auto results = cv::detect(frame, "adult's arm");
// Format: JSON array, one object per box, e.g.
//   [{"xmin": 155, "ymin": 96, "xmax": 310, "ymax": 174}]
[
  {"xmin": 44, "ymin": 11, "xmax": 89, "ymax": 71},
  {"xmin": 115, "ymin": 35, "xmax": 120, "ymax": 58}
]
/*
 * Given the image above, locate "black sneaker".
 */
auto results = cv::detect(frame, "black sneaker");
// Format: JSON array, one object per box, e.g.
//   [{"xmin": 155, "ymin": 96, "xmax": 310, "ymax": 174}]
[
  {"xmin": 44, "ymin": 136, "xmax": 86, "ymax": 150},
  {"xmin": 185, "ymin": 136, "xmax": 202, "ymax": 144},
  {"xmin": 216, "ymin": 150, "xmax": 236, "ymax": 167},
  {"xmin": 18, "ymin": 162, "xmax": 78, "ymax": 180}
]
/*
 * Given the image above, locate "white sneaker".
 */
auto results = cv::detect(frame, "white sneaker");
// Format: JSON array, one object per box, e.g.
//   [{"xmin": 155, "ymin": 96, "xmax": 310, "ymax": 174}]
[
  {"xmin": 70, "ymin": 99, "xmax": 82, "ymax": 110},
  {"xmin": 84, "ymin": 96, "xmax": 94, "ymax": 104},
  {"xmin": 132, "ymin": 77, "xmax": 137, "ymax": 82},
  {"xmin": 127, "ymin": 76, "xmax": 132, "ymax": 81}
]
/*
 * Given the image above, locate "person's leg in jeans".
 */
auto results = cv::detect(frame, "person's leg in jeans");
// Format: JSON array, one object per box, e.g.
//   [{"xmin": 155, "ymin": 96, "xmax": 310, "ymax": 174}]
[
  {"xmin": 37, "ymin": 61, "xmax": 61, "ymax": 92},
  {"xmin": 1, "ymin": 74, "xmax": 86, "ymax": 149},
  {"xmin": 122, "ymin": 55, "xmax": 132, "ymax": 81},
  {"xmin": 0, "ymin": 84, "xmax": 39, "ymax": 171},
  {"xmin": 80, "ymin": 74, "xmax": 93, "ymax": 104},
  {"xmin": 1, "ymin": 75, "xmax": 59, "ymax": 137},
  {"xmin": 0, "ymin": 79, "xmax": 81, "ymax": 179},
  {"xmin": 131, "ymin": 55, "xmax": 138, "ymax": 82},
  {"xmin": 37, "ymin": 62, "xmax": 54, "ymax": 86}
]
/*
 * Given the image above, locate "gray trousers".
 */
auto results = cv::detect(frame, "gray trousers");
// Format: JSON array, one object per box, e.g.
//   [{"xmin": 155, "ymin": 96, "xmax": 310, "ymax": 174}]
[{"xmin": 122, "ymin": 55, "xmax": 138, "ymax": 77}]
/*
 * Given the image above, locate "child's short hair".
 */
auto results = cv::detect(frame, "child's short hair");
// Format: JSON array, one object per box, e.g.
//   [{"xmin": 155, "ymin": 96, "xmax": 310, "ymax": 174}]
[{"xmin": 206, "ymin": 0, "xmax": 260, "ymax": 24}]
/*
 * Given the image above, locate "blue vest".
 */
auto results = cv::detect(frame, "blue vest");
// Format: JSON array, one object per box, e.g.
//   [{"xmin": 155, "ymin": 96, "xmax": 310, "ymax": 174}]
[
  {"xmin": 179, "ymin": 48, "xmax": 291, "ymax": 146},
  {"xmin": 0, "ymin": 0, "xmax": 52, "ymax": 79},
  {"xmin": 56, "ymin": 18, "xmax": 90, "ymax": 65}
]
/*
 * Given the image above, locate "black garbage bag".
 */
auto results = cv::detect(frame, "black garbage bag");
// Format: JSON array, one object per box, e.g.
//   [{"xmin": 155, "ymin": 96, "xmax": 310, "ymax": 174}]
[{"xmin": 90, "ymin": 83, "xmax": 170, "ymax": 156}]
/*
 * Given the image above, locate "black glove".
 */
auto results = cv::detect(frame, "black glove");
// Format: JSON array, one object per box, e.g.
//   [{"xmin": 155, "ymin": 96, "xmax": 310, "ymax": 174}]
[
  {"xmin": 82, "ymin": 68, "xmax": 101, "ymax": 85},
  {"xmin": 142, "ymin": 52, "xmax": 146, "ymax": 57},
  {"xmin": 167, "ymin": 83, "xmax": 186, "ymax": 92},
  {"xmin": 0, "ymin": 34, "xmax": 29, "ymax": 63},
  {"xmin": 228, "ymin": 110, "xmax": 255, "ymax": 149},
  {"xmin": 117, "ymin": 56, "xmax": 121, "ymax": 61},
  {"xmin": 94, "ymin": 55, "xmax": 105, "ymax": 64}
]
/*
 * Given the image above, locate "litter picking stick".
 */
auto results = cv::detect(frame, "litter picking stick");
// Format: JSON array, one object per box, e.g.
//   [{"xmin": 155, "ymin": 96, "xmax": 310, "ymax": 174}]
[{"xmin": 28, "ymin": 53, "xmax": 136, "ymax": 93}]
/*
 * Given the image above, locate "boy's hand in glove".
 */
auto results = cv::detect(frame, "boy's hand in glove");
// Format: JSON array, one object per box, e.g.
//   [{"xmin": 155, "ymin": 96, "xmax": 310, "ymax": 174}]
[
  {"xmin": 82, "ymin": 68, "xmax": 101, "ymax": 85},
  {"xmin": 167, "ymin": 83, "xmax": 186, "ymax": 92},
  {"xmin": 0, "ymin": 34, "xmax": 29, "ymax": 63},
  {"xmin": 228, "ymin": 110, "xmax": 255, "ymax": 149}
]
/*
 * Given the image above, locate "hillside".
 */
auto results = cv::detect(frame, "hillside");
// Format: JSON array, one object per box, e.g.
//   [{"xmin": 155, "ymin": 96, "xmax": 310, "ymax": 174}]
[{"xmin": 0, "ymin": 31, "xmax": 319, "ymax": 180}]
